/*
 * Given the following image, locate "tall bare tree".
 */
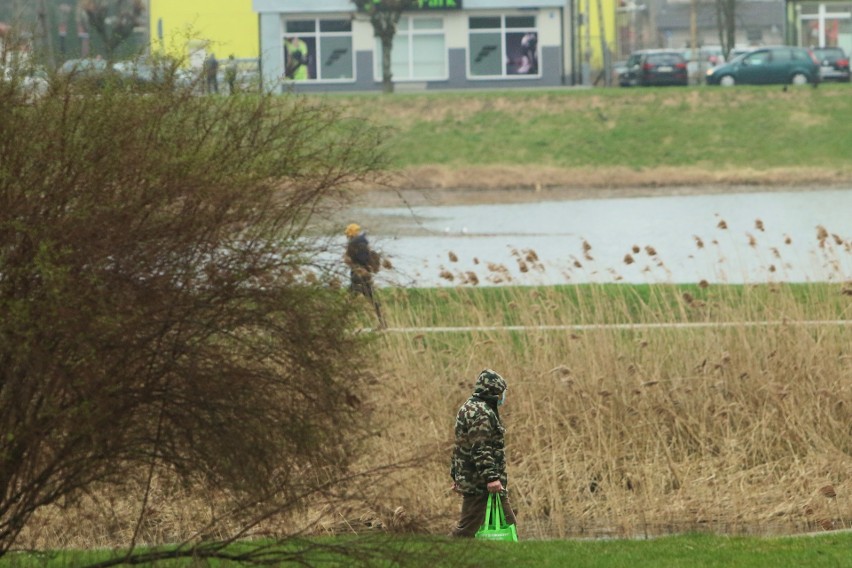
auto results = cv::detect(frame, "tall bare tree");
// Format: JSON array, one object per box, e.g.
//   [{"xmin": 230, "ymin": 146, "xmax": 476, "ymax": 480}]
[
  {"xmin": 80, "ymin": 0, "xmax": 144, "ymax": 59},
  {"xmin": 36, "ymin": 0, "xmax": 55, "ymax": 67},
  {"xmin": 0, "ymin": 64, "xmax": 409, "ymax": 563},
  {"xmin": 351, "ymin": 0, "xmax": 420, "ymax": 94},
  {"xmin": 715, "ymin": 0, "xmax": 736, "ymax": 59}
]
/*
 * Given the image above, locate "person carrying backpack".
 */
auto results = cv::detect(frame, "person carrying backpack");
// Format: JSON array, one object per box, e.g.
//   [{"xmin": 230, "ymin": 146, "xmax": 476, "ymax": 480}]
[{"xmin": 344, "ymin": 223, "xmax": 385, "ymax": 329}]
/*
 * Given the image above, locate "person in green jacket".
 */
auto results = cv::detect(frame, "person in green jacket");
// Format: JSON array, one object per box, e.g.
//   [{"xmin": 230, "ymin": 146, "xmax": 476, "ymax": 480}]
[
  {"xmin": 225, "ymin": 54, "xmax": 238, "ymax": 94},
  {"xmin": 285, "ymin": 36, "xmax": 309, "ymax": 80},
  {"xmin": 450, "ymin": 369, "xmax": 517, "ymax": 537}
]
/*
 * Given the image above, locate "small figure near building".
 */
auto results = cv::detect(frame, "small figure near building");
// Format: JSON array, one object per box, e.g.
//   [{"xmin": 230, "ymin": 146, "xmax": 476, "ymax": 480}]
[
  {"xmin": 344, "ymin": 223, "xmax": 385, "ymax": 329},
  {"xmin": 225, "ymin": 54, "xmax": 238, "ymax": 94},
  {"xmin": 204, "ymin": 52, "xmax": 219, "ymax": 94},
  {"xmin": 285, "ymin": 36, "xmax": 309, "ymax": 80},
  {"xmin": 518, "ymin": 32, "xmax": 538, "ymax": 74}
]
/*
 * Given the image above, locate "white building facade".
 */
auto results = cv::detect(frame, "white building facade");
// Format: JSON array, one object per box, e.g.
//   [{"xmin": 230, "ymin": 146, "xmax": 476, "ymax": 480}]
[
  {"xmin": 789, "ymin": 0, "xmax": 852, "ymax": 53},
  {"xmin": 252, "ymin": 0, "xmax": 578, "ymax": 92}
]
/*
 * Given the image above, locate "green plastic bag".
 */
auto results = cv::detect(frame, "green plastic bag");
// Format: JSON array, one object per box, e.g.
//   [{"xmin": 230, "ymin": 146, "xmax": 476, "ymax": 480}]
[{"xmin": 474, "ymin": 493, "xmax": 518, "ymax": 542}]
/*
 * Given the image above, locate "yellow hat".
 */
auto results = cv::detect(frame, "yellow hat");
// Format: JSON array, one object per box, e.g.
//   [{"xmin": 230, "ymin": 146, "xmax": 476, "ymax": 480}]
[{"xmin": 345, "ymin": 223, "xmax": 361, "ymax": 238}]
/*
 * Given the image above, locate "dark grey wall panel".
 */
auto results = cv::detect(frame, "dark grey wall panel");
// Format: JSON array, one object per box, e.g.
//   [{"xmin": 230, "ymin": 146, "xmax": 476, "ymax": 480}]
[{"xmin": 281, "ymin": 46, "xmax": 564, "ymax": 93}]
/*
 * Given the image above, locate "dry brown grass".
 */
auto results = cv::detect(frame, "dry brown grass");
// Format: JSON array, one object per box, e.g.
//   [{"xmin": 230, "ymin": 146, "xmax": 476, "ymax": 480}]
[
  {"xmin": 352, "ymin": 165, "xmax": 852, "ymax": 207},
  {"xmin": 14, "ymin": 286, "xmax": 852, "ymax": 547},
  {"xmin": 366, "ymin": 300, "xmax": 852, "ymax": 539}
]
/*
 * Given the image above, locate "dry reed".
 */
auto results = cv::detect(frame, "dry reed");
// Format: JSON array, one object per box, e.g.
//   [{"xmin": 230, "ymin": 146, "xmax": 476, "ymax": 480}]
[{"xmin": 369, "ymin": 298, "xmax": 851, "ymax": 539}]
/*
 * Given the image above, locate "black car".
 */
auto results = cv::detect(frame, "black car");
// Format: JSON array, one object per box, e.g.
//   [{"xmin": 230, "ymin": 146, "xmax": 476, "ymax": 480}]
[
  {"xmin": 620, "ymin": 50, "xmax": 688, "ymax": 87},
  {"xmin": 812, "ymin": 46, "xmax": 850, "ymax": 82}
]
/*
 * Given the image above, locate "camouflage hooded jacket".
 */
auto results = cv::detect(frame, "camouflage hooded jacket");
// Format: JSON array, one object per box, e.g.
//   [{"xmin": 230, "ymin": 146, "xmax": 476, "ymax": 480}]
[{"xmin": 450, "ymin": 369, "xmax": 508, "ymax": 496}]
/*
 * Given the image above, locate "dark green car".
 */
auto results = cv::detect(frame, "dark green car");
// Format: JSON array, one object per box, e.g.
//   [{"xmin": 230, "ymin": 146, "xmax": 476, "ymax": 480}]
[{"xmin": 705, "ymin": 46, "xmax": 821, "ymax": 86}]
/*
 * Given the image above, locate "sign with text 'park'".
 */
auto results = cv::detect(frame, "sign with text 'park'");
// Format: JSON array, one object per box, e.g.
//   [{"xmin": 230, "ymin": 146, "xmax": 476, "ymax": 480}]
[
  {"xmin": 360, "ymin": 0, "xmax": 462, "ymax": 11},
  {"xmin": 415, "ymin": 0, "xmax": 462, "ymax": 9}
]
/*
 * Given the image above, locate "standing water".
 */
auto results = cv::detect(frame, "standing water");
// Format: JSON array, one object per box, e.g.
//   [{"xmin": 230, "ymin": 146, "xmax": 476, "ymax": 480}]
[{"xmin": 354, "ymin": 189, "xmax": 852, "ymax": 288}]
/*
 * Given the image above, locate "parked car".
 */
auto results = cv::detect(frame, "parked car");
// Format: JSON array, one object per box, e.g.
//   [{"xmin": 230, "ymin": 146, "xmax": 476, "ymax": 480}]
[
  {"xmin": 1, "ymin": 65, "xmax": 49, "ymax": 101},
  {"xmin": 682, "ymin": 45, "xmax": 726, "ymax": 77},
  {"xmin": 112, "ymin": 59, "xmax": 184, "ymax": 91},
  {"xmin": 684, "ymin": 45, "xmax": 726, "ymax": 66},
  {"xmin": 727, "ymin": 47, "xmax": 755, "ymax": 60},
  {"xmin": 705, "ymin": 46, "xmax": 820, "ymax": 86},
  {"xmin": 812, "ymin": 46, "xmax": 850, "ymax": 82},
  {"xmin": 57, "ymin": 58, "xmax": 113, "ymax": 90},
  {"xmin": 620, "ymin": 49, "xmax": 688, "ymax": 87},
  {"xmin": 612, "ymin": 60, "xmax": 628, "ymax": 85}
]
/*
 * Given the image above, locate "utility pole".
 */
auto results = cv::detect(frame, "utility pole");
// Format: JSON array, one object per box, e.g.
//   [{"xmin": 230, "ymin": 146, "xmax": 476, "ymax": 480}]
[
  {"xmin": 595, "ymin": 0, "xmax": 611, "ymax": 86},
  {"xmin": 584, "ymin": 0, "xmax": 592, "ymax": 85},
  {"xmin": 689, "ymin": 0, "xmax": 698, "ymax": 84}
]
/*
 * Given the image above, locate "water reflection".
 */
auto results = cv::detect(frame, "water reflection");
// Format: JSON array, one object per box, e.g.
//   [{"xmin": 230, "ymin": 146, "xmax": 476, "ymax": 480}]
[{"xmin": 357, "ymin": 189, "xmax": 852, "ymax": 287}]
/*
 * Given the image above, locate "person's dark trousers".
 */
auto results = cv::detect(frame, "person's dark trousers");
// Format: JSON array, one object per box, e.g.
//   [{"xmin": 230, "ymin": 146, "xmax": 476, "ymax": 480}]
[
  {"xmin": 350, "ymin": 273, "xmax": 386, "ymax": 329},
  {"xmin": 451, "ymin": 492, "xmax": 517, "ymax": 538}
]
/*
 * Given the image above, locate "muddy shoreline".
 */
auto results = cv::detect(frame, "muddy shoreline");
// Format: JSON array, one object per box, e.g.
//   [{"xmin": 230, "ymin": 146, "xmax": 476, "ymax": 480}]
[
  {"xmin": 362, "ymin": 183, "xmax": 838, "ymax": 208},
  {"xmin": 356, "ymin": 166, "xmax": 852, "ymax": 207}
]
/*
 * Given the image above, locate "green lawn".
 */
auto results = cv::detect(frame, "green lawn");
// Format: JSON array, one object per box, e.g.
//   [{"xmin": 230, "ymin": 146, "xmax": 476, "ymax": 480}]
[
  {"xmin": 501, "ymin": 532, "xmax": 852, "ymax": 567},
  {"xmin": 377, "ymin": 282, "xmax": 852, "ymax": 329},
  {"xmin": 5, "ymin": 533, "xmax": 851, "ymax": 567},
  {"xmin": 326, "ymin": 85, "xmax": 852, "ymax": 172}
]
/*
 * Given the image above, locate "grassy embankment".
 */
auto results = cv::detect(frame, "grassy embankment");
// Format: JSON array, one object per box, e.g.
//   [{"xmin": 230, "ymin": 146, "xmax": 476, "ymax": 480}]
[{"xmin": 327, "ymin": 84, "xmax": 852, "ymax": 192}]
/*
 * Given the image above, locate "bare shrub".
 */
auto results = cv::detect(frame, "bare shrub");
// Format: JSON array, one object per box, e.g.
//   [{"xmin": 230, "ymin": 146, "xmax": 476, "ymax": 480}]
[{"xmin": 0, "ymin": 69, "xmax": 404, "ymax": 561}]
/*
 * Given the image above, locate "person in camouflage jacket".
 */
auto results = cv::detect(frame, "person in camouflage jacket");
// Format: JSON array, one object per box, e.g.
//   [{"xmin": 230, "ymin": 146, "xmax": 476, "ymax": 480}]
[{"xmin": 449, "ymin": 369, "xmax": 517, "ymax": 537}]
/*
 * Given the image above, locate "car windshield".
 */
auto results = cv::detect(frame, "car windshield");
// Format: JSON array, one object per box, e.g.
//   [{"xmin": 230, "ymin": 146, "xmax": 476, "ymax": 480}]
[
  {"xmin": 814, "ymin": 47, "xmax": 844, "ymax": 60},
  {"xmin": 647, "ymin": 53, "xmax": 682, "ymax": 65}
]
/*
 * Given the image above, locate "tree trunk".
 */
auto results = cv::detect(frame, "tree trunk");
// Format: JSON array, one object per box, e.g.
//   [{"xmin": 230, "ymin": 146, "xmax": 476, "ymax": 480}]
[
  {"xmin": 716, "ymin": 0, "xmax": 736, "ymax": 59},
  {"xmin": 381, "ymin": 32, "xmax": 394, "ymax": 94},
  {"xmin": 37, "ymin": 0, "xmax": 55, "ymax": 69},
  {"xmin": 725, "ymin": 0, "xmax": 736, "ymax": 58}
]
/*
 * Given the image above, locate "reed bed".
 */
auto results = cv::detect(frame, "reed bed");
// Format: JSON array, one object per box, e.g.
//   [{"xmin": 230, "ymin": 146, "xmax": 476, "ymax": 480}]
[
  {"xmin": 14, "ymin": 278, "xmax": 852, "ymax": 549},
  {"xmin": 352, "ymin": 275, "xmax": 852, "ymax": 539},
  {"xmin": 13, "ymin": 284, "xmax": 851, "ymax": 548}
]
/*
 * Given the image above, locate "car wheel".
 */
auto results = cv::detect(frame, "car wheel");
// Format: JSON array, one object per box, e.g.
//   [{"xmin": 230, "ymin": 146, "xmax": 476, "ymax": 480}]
[
  {"xmin": 720, "ymin": 75, "xmax": 735, "ymax": 87},
  {"xmin": 791, "ymin": 73, "xmax": 808, "ymax": 85}
]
